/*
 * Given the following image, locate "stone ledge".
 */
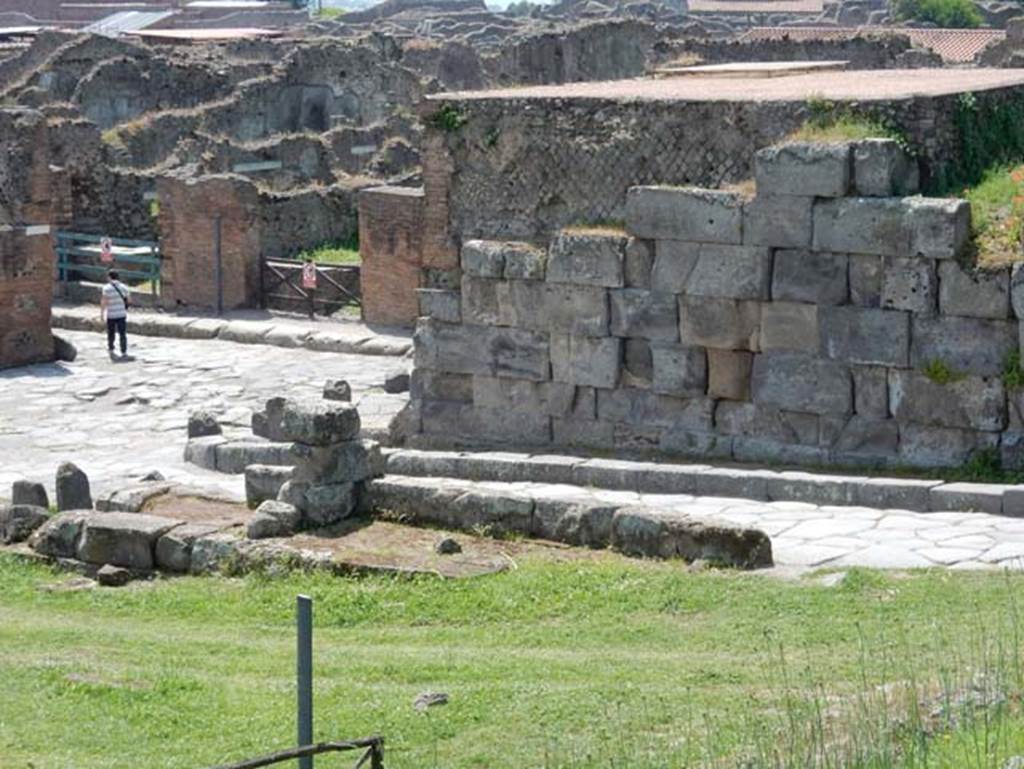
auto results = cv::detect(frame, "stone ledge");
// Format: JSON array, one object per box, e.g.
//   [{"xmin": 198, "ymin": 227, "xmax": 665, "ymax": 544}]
[
  {"xmin": 51, "ymin": 306, "xmax": 412, "ymax": 358},
  {"xmin": 382, "ymin": 449, "xmax": 1020, "ymax": 516}
]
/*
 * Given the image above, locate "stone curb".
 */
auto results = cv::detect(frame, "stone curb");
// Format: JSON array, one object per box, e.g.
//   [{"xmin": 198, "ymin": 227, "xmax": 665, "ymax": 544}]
[
  {"xmin": 51, "ymin": 308, "xmax": 412, "ymax": 358},
  {"xmin": 382, "ymin": 449, "xmax": 1024, "ymax": 517}
]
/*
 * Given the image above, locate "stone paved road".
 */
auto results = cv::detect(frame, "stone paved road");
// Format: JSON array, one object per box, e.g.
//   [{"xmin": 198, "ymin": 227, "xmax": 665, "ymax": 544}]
[{"xmin": 0, "ymin": 330, "xmax": 408, "ymax": 502}]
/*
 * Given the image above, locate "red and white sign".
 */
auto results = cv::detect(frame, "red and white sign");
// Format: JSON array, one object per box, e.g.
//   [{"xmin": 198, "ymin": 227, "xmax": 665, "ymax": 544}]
[
  {"xmin": 301, "ymin": 262, "xmax": 318, "ymax": 290},
  {"xmin": 100, "ymin": 237, "xmax": 114, "ymax": 264}
]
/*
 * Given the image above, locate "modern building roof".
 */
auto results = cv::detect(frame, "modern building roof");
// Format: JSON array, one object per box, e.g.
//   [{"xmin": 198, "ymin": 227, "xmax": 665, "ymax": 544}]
[
  {"xmin": 131, "ymin": 25, "xmax": 284, "ymax": 40},
  {"xmin": 433, "ymin": 67, "xmax": 1024, "ymax": 104},
  {"xmin": 84, "ymin": 9, "xmax": 177, "ymax": 35},
  {"xmin": 688, "ymin": 0, "xmax": 823, "ymax": 14},
  {"xmin": 740, "ymin": 25, "xmax": 1006, "ymax": 63}
]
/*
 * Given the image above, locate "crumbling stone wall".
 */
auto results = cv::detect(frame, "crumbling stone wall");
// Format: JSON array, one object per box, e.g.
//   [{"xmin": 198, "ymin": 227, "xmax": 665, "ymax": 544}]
[
  {"xmin": 409, "ymin": 140, "xmax": 1024, "ymax": 471},
  {"xmin": 674, "ymin": 35, "xmax": 942, "ymax": 69},
  {"xmin": 0, "ymin": 109, "xmax": 68, "ymax": 368}
]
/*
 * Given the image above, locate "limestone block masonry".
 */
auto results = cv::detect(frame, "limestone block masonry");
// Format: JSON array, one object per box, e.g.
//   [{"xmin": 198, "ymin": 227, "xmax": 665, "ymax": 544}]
[{"xmin": 408, "ymin": 139, "xmax": 1024, "ymax": 471}]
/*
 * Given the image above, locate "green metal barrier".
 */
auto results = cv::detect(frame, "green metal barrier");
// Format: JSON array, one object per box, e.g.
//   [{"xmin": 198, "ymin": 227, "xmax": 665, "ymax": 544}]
[{"xmin": 55, "ymin": 231, "xmax": 161, "ymax": 296}]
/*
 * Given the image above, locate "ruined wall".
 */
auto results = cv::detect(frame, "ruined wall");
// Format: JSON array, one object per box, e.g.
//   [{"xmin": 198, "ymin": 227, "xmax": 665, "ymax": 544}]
[
  {"xmin": 675, "ymin": 35, "xmax": 942, "ymax": 68},
  {"xmin": 359, "ymin": 185, "xmax": 426, "ymax": 326},
  {"xmin": 408, "ymin": 140, "xmax": 1024, "ymax": 471},
  {"xmin": 0, "ymin": 109, "xmax": 68, "ymax": 368},
  {"xmin": 259, "ymin": 184, "xmax": 363, "ymax": 260},
  {"xmin": 423, "ymin": 84, "xmax": 1024, "ymax": 259}
]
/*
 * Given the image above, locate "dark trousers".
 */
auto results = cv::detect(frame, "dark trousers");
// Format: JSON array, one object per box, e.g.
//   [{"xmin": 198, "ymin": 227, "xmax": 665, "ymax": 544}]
[{"xmin": 106, "ymin": 317, "xmax": 127, "ymax": 354}]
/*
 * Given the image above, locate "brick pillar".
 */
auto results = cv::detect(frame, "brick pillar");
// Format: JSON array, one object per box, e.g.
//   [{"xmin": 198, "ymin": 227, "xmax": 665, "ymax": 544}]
[
  {"xmin": 421, "ymin": 131, "xmax": 458, "ymax": 272},
  {"xmin": 157, "ymin": 175, "xmax": 262, "ymax": 311},
  {"xmin": 358, "ymin": 185, "xmax": 425, "ymax": 326}
]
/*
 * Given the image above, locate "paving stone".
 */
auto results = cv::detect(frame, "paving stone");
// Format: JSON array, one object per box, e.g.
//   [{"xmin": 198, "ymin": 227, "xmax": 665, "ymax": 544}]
[
  {"xmin": 1003, "ymin": 487, "xmax": 1024, "ymax": 517},
  {"xmin": 755, "ymin": 143, "xmax": 851, "ymax": 198},
  {"xmin": 760, "ymin": 302, "xmax": 819, "ymax": 352},
  {"xmin": 820, "ymin": 307, "xmax": 909, "ymax": 367},
  {"xmin": 547, "ymin": 231, "xmax": 625, "ymax": 287},
  {"xmin": 693, "ymin": 467, "xmax": 772, "ymax": 500},
  {"xmin": 626, "ymin": 186, "xmax": 743, "ymax": 243},
  {"xmin": 938, "ymin": 262, "xmax": 1011, "ymax": 319},
  {"xmin": 743, "ymin": 194, "xmax": 813, "ymax": 248},
  {"xmin": 771, "ymin": 249, "xmax": 848, "ymax": 305}
]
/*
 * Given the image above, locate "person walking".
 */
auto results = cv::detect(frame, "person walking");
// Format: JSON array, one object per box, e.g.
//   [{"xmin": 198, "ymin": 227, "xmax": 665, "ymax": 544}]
[{"xmin": 100, "ymin": 269, "xmax": 130, "ymax": 357}]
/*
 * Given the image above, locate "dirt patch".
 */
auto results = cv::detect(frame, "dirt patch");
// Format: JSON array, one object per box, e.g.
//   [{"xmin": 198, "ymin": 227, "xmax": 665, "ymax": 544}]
[{"xmin": 142, "ymin": 495, "xmax": 252, "ymax": 527}]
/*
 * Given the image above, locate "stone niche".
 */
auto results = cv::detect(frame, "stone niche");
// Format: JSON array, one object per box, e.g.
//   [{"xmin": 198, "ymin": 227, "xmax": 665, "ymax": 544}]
[
  {"xmin": 0, "ymin": 108, "xmax": 68, "ymax": 369},
  {"xmin": 408, "ymin": 139, "xmax": 1024, "ymax": 471}
]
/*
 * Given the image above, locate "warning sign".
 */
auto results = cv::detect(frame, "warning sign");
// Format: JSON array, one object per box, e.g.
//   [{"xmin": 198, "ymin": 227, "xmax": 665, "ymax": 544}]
[
  {"xmin": 301, "ymin": 262, "xmax": 318, "ymax": 290},
  {"xmin": 100, "ymin": 237, "xmax": 114, "ymax": 264}
]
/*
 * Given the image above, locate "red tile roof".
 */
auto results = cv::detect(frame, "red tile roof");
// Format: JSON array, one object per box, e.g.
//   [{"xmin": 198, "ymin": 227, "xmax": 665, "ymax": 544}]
[{"xmin": 740, "ymin": 26, "xmax": 1006, "ymax": 63}]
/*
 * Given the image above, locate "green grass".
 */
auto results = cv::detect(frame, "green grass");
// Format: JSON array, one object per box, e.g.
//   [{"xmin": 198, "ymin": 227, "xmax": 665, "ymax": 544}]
[
  {"xmin": 313, "ymin": 7, "xmax": 346, "ymax": 19},
  {"xmin": 787, "ymin": 116, "xmax": 896, "ymax": 144},
  {"xmin": 296, "ymin": 235, "xmax": 360, "ymax": 265},
  {"xmin": 5, "ymin": 555, "xmax": 1024, "ymax": 769},
  {"xmin": 961, "ymin": 164, "xmax": 1024, "ymax": 268}
]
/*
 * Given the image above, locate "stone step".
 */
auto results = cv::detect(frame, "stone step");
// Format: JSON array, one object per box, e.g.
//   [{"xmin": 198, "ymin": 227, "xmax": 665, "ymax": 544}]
[
  {"xmin": 381, "ymin": 449, "xmax": 1023, "ymax": 517},
  {"xmin": 361, "ymin": 474, "xmax": 774, "ymax": 569}
]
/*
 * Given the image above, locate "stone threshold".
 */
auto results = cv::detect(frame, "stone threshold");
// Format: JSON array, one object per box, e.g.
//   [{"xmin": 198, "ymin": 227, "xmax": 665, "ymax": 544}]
[
  {"xmin": 382, "ymin": 449, "xmax": 1024, "ymax": 517},
  {"xmin": 51, "ymin": 305, "xmax": 412, "ymax": 358}
]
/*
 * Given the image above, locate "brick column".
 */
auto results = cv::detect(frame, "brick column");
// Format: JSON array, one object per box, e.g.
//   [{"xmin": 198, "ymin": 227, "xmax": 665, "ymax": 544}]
[{"xmin": 358, "ymin": 185, "xmax": 425, "ymax": 326}]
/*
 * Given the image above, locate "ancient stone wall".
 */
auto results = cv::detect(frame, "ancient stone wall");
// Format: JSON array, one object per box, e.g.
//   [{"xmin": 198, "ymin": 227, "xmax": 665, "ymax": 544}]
[
  {"xmin": 423, "ymin": 84, "xmax": 1024, "ymax": 259},
  {"xmin": 675, "ymin": 35, "xmax": 942, "ymax": 69},
  {"xmin": 408, "ymin": 140, "xmax": 1024, "ymax": 471},
  {"xmin": 0, "ymin": 109, "xmax": 68, "ymax": 368}
]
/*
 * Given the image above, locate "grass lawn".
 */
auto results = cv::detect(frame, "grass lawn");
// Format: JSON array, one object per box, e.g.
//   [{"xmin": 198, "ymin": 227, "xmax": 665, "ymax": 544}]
[
  {"xmin": 962, "ymin": 164, "xmax": 1024, "ymax": 268},
  {"xmin": 297, "ymin": 237, "xmax": 361, "ymax": 266},
  {"xmin": 3, "ymin": 555, "xmax": 1024, "ymax": 769}
]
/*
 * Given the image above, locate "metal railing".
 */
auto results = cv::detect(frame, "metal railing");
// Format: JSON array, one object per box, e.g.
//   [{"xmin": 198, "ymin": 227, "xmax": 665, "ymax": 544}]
[
  {"xmin": 208, "ymin": 737, "xmax": 384, "ymax": 769},
  {"xmin": 55, "ymin": 231, "xmax": 161, "ymax": 297},
  {"xmin": 261, "ymin": 257, "xmax": 360, "ymax": 318}
]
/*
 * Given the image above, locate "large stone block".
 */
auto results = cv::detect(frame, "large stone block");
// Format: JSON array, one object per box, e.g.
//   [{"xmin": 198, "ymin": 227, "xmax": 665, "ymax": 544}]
[
  {"xmin": 417, "ymin": 289, "xmax": 461, "ymax": 323},
  {"xmin": 597, "ymin": 389, "xmax": 713, "ymax": 430},
  {"xmin": 611, "ymin": 507, "xmax": 773, "ymax": 568},
  {"xmin": 244, "ymin": 464, "xmax": 293, "ymax": 508},
  {"xmin": 0, "ymin": 505, "xmax": 48, "ymax": 544},
  {"xmin": 755, "ymin": 142, "xmax": 850, "ymax": 197},
  {"xmin": 1011, "ymin": 263, "xmax": 1024, "ymax": 319},
  {"xmin": 624, "ymin": 238, "xmax": 653, "ymax": 288},
  {"xmin": 898, "ymin": 424, "xmax": 999, "ymax": 468},
  {"xmin": 461, "ymin": 276, "xmax": 500, "ymax": 325},
  {"xmin": 813, "ymin": 198, "xmax": 909, "ymax": 256},
  {"xmin": 910, "ymin": 315, "xmax": 1017, "ymax": 377},
  {"xmin": 938, "ymin": 262, "xmax": 1010, "ymax": 319},
  {"xmin": 415, "ymin": 320, "xmax": 551, "ymax": 382},
  {"xmin": 609, "ymin": 289, "xmax": 679, "ymax": 341},
  {"xmin": 502, "ymin": 244, "xmax": 546, "ymax": 280},
  {"xmin": 495, "ymin": 279, "xmax": 546, "ymax": 330},
  {"xmin": 751, "ymin": 353, "xmax": 852, "ymax": 415},
  {"xmin": 707, "ymin": 349, "xmax": 752, "ymax": 401},
  {"xmin": 881, "ymin": 257, "xmax": 937, "ymax": 314},
  {"xmin": 155, "ymin": 522, "xmax": 221, "ymax": 573},
  {"xmin": 410, "ymin": 369, "xmax": 473, "ymax": 403},
  {"xmin": 280, "ymin": 400, "xmax": 361, "ymax": 446},
  {"xmin": 278, "ymin": 480, "xmax": 357, "ymax": 526},
  {"xmin": 552, "ymin": 417, "xmax": 615, "ymax": 449},
  {"xmin": 77, "ymin": 512, "xmax": 182, "ymax": 570},
  {"xmin": 715, "ymin": 401, "xmax": 818, "ymax": 445},
  {"xmin": 828, "ymin": 416, "xmax": 899, "ymax": 461},
  {"xmin": 462, "ymin": 240, "xmax": 508, "ymax": 277},
  {"xmin": 760, "ymin": 302, "xmax": 819, "ymax": 352},
  {"xmin": 820, "ymin": 306, "xmax": 910, "ymax": 367},
  {"xmin": 685, "ymin": 245, "xmax": 772, "ymax": 300},
  {"xmin": 888, "ymin": 370, "xmax": 1006, "ymax": 431},
  {"xmin": 650, "ymin": 343, "xmax": 706, "ymax": 396},
  {"xmin": 853, "ymin": 139, "xmax": 919, "ymax": 197},
  {"xmin": 215, "ymin": 439, "xmax": 293, "ymax": 474},
  {"xmin": 906, "ymin": 197, "xmax": 970, "ymax": 260},
  {"xmin": 547, "ymin": 231, "xmax": 625, "ymax": 287},
  {"xmin": 543, "ymin": 284, "xmax": 609, "ymax": 336},
  {"xmin": 650, "ymin": 239, "xmax": 699, "ymax": 292},
  {"xmin": 771, "ymin": 249, "xmax": 848, "ymax": 305},
  {"xmin": 29, "ymin": 511, "xmax": 88, "ymax": 558},
  {"xmin": 291, "ymin": 440, "xmax": 384, "ymax": 483},
  {"xmin": 849, "ymin": 254, "xmax": 883, "ymax": 308},
  {"xmin": 852, "ymin": 365, "xmax": 889, "ymax": 418},
  {"xmin": 472, "ymin": 377, "xmax": 595, "ymax": 419},
  {"xmin": 551, "ymin": 334, "xmax": 621, "ymax": 388},
  {"xmin": 622, "ymin": 339, "xmax": 652, "ymax": 386},
  {"xmin": 660, "ymin": 428, "xmax": 734, "ymax": 459},
  {"xmin": 743, "ymin": 194, "xmax": 813, "ymax": 248},
  {"xmin": 12, "ymin": 481, "xmax": 48, "ymax": 509},
  {"xmin": 56, "ymin": 461, "xmax": 92, "ymax": 512},
  {"xmin": 421, "ymin": 400, "xmax": 553, "ymax": 446},
  {"xmin": 626, "ymin": 186, "xmax": 743, "ymax": 243},
  {"xmin": 678, "ymin": 297, "xmax": 760, "ymax": 351}
]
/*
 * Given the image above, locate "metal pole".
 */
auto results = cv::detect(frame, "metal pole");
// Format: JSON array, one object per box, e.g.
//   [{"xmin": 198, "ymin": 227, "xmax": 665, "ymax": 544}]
[
  {"xmin": 214, "ymin": 215, "xmax": 223, "ymax": 316},
  {"xmin": 297, "ymin": 595, "xmax": 313, "ymax": 769}
]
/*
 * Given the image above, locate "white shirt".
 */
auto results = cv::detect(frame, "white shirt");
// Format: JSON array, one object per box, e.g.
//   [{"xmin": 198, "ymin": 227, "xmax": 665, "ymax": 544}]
[{"xmin": 102, "ymin": 281, "xmax": 129, "ymax": 320}]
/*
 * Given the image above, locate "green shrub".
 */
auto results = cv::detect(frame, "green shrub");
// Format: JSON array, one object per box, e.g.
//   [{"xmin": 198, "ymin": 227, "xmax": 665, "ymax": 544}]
[
  {"xmin": 922, "ymin": 358, "xmax": 967, "ymax": 385},
  {"xmin": 892, "ymin": 0, "xmax": 982, "ymax": 28},
  {"xmin": 1005, "ymin": 351, "xmax": 1024, "ymax": 390}
]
